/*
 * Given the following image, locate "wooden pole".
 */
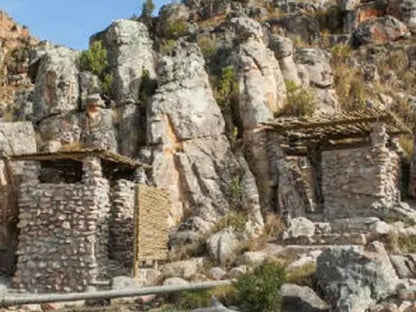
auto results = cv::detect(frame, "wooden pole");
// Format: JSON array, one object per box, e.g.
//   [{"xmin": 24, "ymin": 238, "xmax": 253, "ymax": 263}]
[
  {"xmin": 132, "ymin": 184, "xmax": 140, "ymax": 280},
  {"xmin": 0, "ymin": 280, "xmax": 233, "ymax": 307}
]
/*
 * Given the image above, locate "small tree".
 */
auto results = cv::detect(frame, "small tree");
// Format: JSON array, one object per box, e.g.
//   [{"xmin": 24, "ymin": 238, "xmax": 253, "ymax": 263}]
[
  {"xmin": 79, "ymin": 41, "xmax": 113, "ymax": 96},
  {"xmin": 141, "ymin": 0, "xmax": 155, "ymax": 17},
  {"xmin": 79, "ymin": 41, "xmax": 108, "ymax": 77}
]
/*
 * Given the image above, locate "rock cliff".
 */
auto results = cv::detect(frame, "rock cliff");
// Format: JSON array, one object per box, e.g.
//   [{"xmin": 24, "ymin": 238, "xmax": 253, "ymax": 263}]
[{"xmin": 3, "ymin": 1, "xmax": 416, "ymax": 308}]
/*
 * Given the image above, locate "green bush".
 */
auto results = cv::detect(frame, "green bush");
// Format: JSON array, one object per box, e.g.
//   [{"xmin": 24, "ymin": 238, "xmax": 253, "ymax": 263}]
[
  {"xmin": 141, "ymin": 0, "xmax": 155, "ymax": 17},
  {"xmin": 233, "ymin": 261, "xmax": 286, "ymax": 312},
  {"xmin": 197, "ymin": 37, "xmax": 219, "ymax": 59},
  {"xmin": 230, "ymin": 176, "xmax": 243, "ymax": 209},
  {"xmin": 79, "ymin": 41, "xmax": 113, "ymax": 96},
  {"xmin": 165, "ymin": 19, "xmax": 188, "ymax": 39},
  {"xmin": 215, "ymin": 65, "xmax": 239, "ymax": 109},
  {"xmin": 283, "ymin": 80, "xmax": 316, "ymax": 116},
  {"xmin": 79, "ymin": 41, "xmax": 108, "ymax": 77},
  {"xmin": 177, "ymin": 290, "xmax": 212, "ymax": 309},
  {"xmin": 138, "ymin": 68, "xmax": 157, "ymax": 103}
]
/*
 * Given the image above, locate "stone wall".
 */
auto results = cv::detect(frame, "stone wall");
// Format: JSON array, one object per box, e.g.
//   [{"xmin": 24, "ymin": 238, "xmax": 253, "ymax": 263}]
[
  {"xmin": 322, "ymin": 126, "xmax": 400, "ymax": 219},
  {"xmin": 109, "ymin": 179, "xmax": 135, "ymax": 268},
  {"xmin": 13, "ymin": 158, "xmax": 111, "ymax": 293}
]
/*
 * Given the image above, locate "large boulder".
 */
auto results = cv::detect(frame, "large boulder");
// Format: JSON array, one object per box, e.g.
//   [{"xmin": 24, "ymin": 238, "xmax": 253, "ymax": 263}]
[
  {"xmin": 160, "ymin": 258, "xmax": 204, "ymax": 280},
  {"xmin": 32, "ymin": 45, "xmax": 79, "ymax": 120},
  {"xmin": 282, "ymin": 283, "xmax": 330, "ymax": 312},
  {"xmin": 283, "ymin": 217, "xmax": 316, "ymax": 240},
  {"xmin": 388, "ymin": 0, "xmax": 416, "ymax": 33},
  {"xmin": 207, "ymin": 229, "xmax": 240, "ymax": 265},
  {"xmin": 269, "ymin": 35, "xmax": 301, "ymax": 87},
  {"xmin": 295, "ymin": 48, "xmax": 339, "ymax": 112},
  {"xmin": 96, "ymin": 19, "xmax": 156, "ymax": 104},
  {"xmin": 316, "ymin": 242, "xmax": 399, "ymax": 312},
  {"xmin": 352, "ymin": 15, "xmax": 409, "ymax": 47},
  {"xmin": 37, "ymin": 113, "xmax": 81, "ymax": 151}
]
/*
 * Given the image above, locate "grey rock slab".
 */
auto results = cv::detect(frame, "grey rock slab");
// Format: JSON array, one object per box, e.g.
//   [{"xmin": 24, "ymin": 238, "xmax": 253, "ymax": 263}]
[
  {"xmin": 282, "ymin": 283, "xmax": 330, "ymax": 312},
  {"xmin": 316, "ymin": 242, "xmax": 399, "ymax": 312}
]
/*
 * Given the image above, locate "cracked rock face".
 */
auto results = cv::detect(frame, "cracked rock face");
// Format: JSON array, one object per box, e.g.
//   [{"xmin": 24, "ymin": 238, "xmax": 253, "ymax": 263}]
[
  {"xmin": 99, "ymin": 19, "xmax": 156, "ymax": 104},
  {"xmin": 32, "ymin": 46, "xmax": 79, "ymax": 121},
  {"xmin": 147, "ymin": 41, "xmax": 263, "ymax": 233},
  {"xmin": 295, "ymin": 48, "xmax": 339, "ymax": 113}
]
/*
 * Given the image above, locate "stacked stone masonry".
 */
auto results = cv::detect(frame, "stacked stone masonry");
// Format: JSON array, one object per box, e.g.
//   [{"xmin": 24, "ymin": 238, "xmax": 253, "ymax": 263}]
[
  {"xmin": 322, "ymin": 130, "xmax": 400, "ymax": 219},
  {"xmin": 13, "ymin": 158, "xmax": 111, "ymax": 293},
  {"xmin": 109, "ymin": 179, "xmax": 135, "ymax": 268}
]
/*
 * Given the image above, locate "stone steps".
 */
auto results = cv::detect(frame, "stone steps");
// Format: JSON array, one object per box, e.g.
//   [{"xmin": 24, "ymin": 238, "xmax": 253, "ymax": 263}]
[{"xmin": 285, "ymin": 232, "xmax": 367, "ymax": 246}]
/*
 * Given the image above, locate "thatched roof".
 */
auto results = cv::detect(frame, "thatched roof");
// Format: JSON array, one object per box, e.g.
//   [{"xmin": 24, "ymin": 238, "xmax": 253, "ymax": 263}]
[
  {"xmin": 4, "ymin": 148, "xmax": 151, "ymax": 170},
  {"xmin": 261, "ymin": 108, "xmax": 412, "ymax": 144}
]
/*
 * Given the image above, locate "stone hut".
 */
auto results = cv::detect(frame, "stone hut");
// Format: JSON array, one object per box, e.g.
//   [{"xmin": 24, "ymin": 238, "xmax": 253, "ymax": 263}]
[
  {"xmin": 0, "ymin": 149, "xmax": 168, "ymax": 293},
  {"xmin": 262, "ymin": 109, "xmax": 411, "ymax": 221}
]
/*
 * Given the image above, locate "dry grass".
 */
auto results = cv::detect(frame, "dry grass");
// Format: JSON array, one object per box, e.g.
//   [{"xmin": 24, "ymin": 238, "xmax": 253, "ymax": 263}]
[
  {"xmin": 286, "ymin": 262, "xmax": 317, "ymax": 288},
  {"xmin": 385, "ymin": 233, "xmax": 416, "ymax": 254},
  {"xmin": 399, "ymin": 135, "xmax": 414, "ymax": 162}
]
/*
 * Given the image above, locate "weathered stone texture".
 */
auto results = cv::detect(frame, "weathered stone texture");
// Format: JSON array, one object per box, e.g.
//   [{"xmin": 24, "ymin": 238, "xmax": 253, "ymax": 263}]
[
  {"xmin": 110, "ymin": 179, "xmax": 135, "ymax": 268},
  {"xmin": 98, "ymin": 20, "xmax": 156, "ymax": 104},
  {"xmin": 14, "ymin": 159, "xmax": 111, "ymax": 293},
  {"xmin": 0, "ymin": 121, "xmax": 37, "ymax": 156},
  {"xmin": 32, "ymin": 46, "xmax": 79, "ymax": 120},
  {"xmin": 148, "ymin": 41, "xmax": 263, "ymax": 234},
  {"xmin": 322, "ymin": 128, "xmax": 400, "ymax": 219}
]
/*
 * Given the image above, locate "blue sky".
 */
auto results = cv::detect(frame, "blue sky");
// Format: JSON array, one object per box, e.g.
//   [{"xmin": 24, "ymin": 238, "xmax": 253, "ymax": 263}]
[{"xmin": 0, "ymin": 0, "xmax": 170, "ymax": 50}]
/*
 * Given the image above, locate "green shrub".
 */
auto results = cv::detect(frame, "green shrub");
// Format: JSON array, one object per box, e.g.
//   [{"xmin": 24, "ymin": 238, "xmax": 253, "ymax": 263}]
[
  {"xmin": 138, "ymin": 68, "xmax": 157, "ymax": 103},
  {"xmin": 177, "ymin": 290, "xmax": 212, "ymax": 309},
  {"xmin": 230, "ymin": 176, "xmax": 244, "ymax": 209},
  {"xmin": 79, "ymin": 41, "xmax": 113, "ymax": 96},
  {"xmin": 233, "ymin": 261, "xmax": 286, "ymax": 312},
  {"xmin": 212, "ymin": 212, "xmax": 248, "ymax": 233},
  {"xmin": 283, "ymin": 80, "xmax": 316, "ymax": 116},
  {"xmin": 197, "ymin": 37, "xmax": 219, "ymax": 59},
  {"xmin": 215, "ymin": 65, "xmax": 240, "ymax": 109},
  {"xmin": 165, "ymin": 19, "xmax": 188, "ymax": 39},
  {"xmin": 79, "ymin": 41, "xmax": 108, "ymax": 77},
  {"xmin": 141, "ymin": 0, "xmax": 155, "ymax": 17}
]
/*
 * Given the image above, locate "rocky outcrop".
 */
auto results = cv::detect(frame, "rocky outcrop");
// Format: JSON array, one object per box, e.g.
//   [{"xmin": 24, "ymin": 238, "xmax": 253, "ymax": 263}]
[
  {"xmin": 147, "ymin": 40, "xmax": 263, "ymax": 234},
  {"xmin": 269, "ymin": 35, "xmax": 301, "ymax": 87},
  {"xmin": 228, "ymin": 17, "xmax": 286, "ymax": 128},
  {"xmin": 226, "ymin": 16, "xmax": 286, "ymax": 212},
  {"xmin": 388, "ymin": 0, "xmax": 416, "ymax": 33},
  {"xmin": 295, "ymin": 48, "xmax": 339, "ymax": 112},
  {"xmin": 0, "ymin": 11, "xmax": 37, "ymax": 119},
  {"xmin": 352, "ymin": 16, "xmax": 409, "ymax": 47},
  {"xmin": 97, "ymin": 20, "xmax": 156, "ymax": 104},
  {"xmin": 32, "ymin": 45, "xmax": 80, "ymax": 120},
  {"xmin": 316, "ymin": 242, "xmax": 399, "ymax": 312}
]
